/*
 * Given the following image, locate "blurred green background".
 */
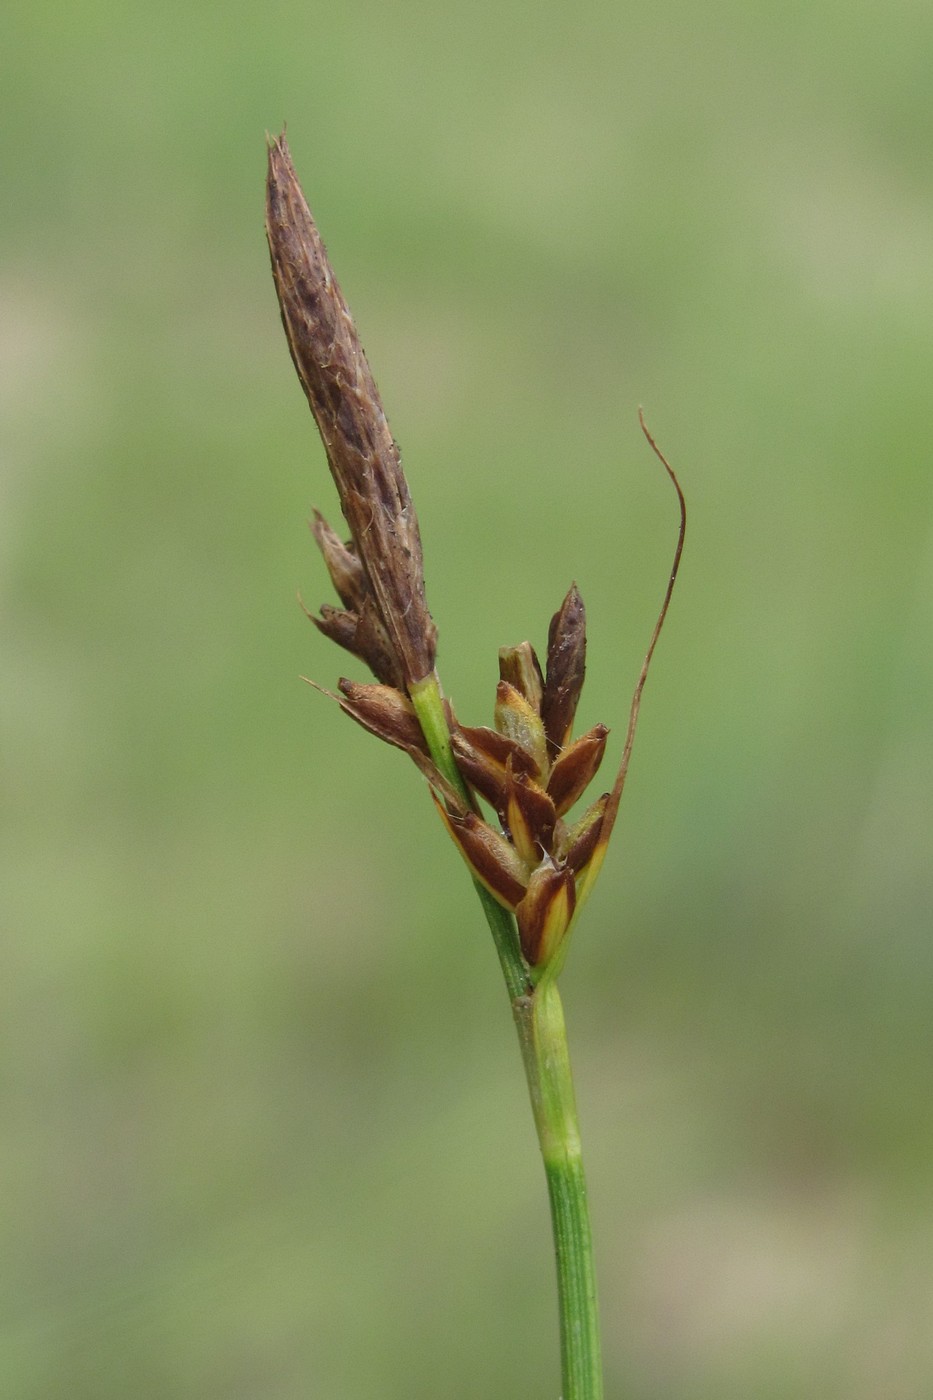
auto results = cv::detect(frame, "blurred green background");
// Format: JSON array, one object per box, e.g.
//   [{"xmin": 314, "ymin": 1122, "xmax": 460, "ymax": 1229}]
[{"xmin": 3, "ymin": 0, "xmax": 933, "ymax": 1395}]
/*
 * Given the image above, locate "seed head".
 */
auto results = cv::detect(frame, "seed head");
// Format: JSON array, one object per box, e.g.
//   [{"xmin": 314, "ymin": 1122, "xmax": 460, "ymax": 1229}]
[{"xmin": 269, "ymin": 139, "xmax": 687, "ymax": 982}]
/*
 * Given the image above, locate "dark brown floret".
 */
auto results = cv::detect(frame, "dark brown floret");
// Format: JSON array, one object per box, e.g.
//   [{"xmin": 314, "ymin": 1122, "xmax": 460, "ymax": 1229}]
[
  {"xmin": 516, "ymin": 863, "xmax": 576, "ymax": 966},
  {"xmin": 540, "ymin": 584, "xmax": 586, "ymax": 757},
  {"xmin": 504, "ymin": 764, "xmax": 557, "ymax": 866},
  {"xmin": 546, "ymin": 724, "xmax": 609, "ymax": 816},
  {"xmin": 450, "ymin": 725, "xmax": 539, "ymax": 811}
]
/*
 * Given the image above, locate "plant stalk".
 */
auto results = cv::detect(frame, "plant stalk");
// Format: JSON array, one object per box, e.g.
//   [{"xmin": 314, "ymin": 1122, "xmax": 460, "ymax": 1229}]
[
  {"xmin": 515, "ymin": 979, "xmax": 603, "ymax": 1400},
  {"xmin": 410, "ymin": 671, "xmax": 603, "ymax": 1399}
]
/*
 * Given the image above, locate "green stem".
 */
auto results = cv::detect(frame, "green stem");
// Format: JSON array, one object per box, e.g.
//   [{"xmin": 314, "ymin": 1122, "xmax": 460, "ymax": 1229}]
[
  {"xmin": 410, "ymin": 671, "xmax": 604, "ymax": 1399},
  {"xmin": 515, "ymin": 981, "xmax": 603, "ymax": 1400}
]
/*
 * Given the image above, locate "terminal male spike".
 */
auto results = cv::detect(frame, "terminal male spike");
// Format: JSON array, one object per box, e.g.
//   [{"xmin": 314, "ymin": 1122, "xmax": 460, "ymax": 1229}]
[{"xmin": 266, "ymin": 133, "xmax": 437, "ymax": 692}]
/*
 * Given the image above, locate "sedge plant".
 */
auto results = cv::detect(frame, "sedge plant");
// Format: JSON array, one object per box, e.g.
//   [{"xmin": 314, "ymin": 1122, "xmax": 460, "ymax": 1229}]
[{"xmin": 265, "ymin": 132, "xmax": 686, "ymax": 1400}]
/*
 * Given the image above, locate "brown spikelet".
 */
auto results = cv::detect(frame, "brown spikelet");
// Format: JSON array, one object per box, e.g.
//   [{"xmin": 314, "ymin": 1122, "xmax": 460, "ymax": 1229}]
[
  {"xmin": 266, "ymin": 133, "xmax": 437, "ymax": 689},
  {"xmin": 335, "ymin": 679, "xmax": 429, "ymax": 753},
  {"xmin": 541, "ymin": 584, "xmax": 586, "ymax": 757}
]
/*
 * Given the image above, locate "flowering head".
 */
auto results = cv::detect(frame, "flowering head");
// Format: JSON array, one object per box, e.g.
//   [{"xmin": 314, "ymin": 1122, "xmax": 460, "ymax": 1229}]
[{"xmin": 267, "ymin": 136, "xmax": 685, "ymax": 985}]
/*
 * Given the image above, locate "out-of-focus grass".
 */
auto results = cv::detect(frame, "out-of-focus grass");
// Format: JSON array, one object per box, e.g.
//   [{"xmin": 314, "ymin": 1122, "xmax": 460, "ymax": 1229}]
[{"xmin": 2, "ymin": 1, "xmax": 933, "ymax": 1395}]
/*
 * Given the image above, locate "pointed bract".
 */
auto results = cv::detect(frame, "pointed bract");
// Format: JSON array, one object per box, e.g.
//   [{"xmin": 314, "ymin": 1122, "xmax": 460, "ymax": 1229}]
[
  {"xmin": 311, "ymin": 600, "xmax": 405, "ymax": 689},
  {"xmin": 546, "ymin": 724, "xmax": 609, "ymax": 816},
  {"xmin": 312, "ymin": 603, "xmax": 359, "ymax": 653},
  {"xmin": 431, "ymin": 798, "xmax": 529, "ymax": 910},
  {"xmin": 516, "ymin": 862, "xmax": 576, "ymax": 967},
  {"xmin": 310, "ymin": 511, "xmax": 367, "ymax": 612},
  {"xmin": 505, "ymin": 763, "xmax": 557, "ymax": 868},
  {"xmin": 553, "ymin": 793, "xmax": 609, "ymax": 874},
  {"xmin": 451, "ymin": 724, "xmax": 539, "ymax": 811}
]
